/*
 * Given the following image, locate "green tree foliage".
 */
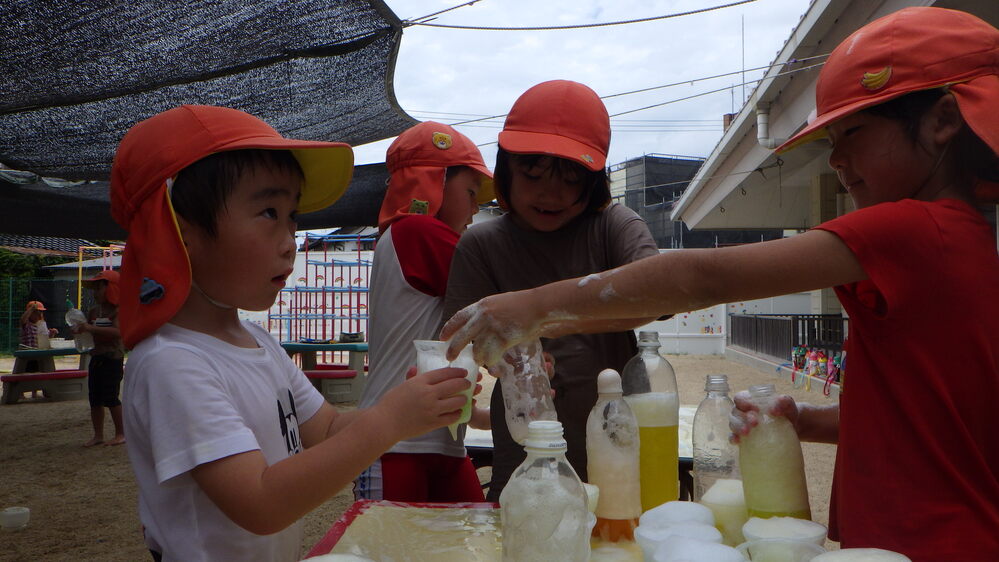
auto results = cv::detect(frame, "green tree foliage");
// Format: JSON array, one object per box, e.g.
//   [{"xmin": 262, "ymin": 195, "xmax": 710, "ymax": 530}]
[{"xmin": 0, "ymin": 249, "xmax": 76, "ymax": 278}]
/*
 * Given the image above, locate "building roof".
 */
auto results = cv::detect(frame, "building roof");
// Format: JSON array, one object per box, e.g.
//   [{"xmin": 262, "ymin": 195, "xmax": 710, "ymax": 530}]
[{"xmin": 0, "ymin": 234, "xmax": 95, "ymax": 257}]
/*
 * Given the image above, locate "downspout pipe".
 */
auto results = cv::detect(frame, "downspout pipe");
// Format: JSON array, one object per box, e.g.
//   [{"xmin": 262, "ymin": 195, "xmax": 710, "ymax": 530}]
[{"xmin": 756, "ymin": 102, "xmax": 785, "ymax": 149}]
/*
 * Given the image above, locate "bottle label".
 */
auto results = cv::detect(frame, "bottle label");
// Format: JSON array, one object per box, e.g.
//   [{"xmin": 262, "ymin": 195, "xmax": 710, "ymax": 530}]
[{"xmin": 526, "ymin": 442, "xmax": 566, "ymax": 451}]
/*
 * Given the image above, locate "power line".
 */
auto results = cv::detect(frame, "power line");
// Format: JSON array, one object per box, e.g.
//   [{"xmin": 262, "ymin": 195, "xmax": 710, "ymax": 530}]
[
  {"xmin": 446, "ymin": 55, "xmax": 827, "ymax": 126},
  {"xmin": 609, "ymin": 61, "xmax": 825, "ymax": 117},
  {"xmin": 468, "ymin": 61, "xmax": 825, "ymax": 147},
  {"xmin": 408, "ymin": 0, "xmax": 757, "ymax": 31},
  {"xmin": 406, "ymin": 0, "xmax": 485, "ymax": 25}
]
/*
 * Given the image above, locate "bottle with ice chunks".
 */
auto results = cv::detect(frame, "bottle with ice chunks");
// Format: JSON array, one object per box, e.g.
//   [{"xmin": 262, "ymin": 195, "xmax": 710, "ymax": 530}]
[
  {"xmin": 500, "ymin": 421, "xmax": 590, "ymax": 561},
  {"xmin": 586, "ymin": 369, "xmax": 641, "ymax": 542},
  {"xmin": 621, "ymin": 330, "xmax": 679, "ymax": 511},
  {"xmin": 693, "ymin": 374, "xmax": 747, "ymax": 545}
]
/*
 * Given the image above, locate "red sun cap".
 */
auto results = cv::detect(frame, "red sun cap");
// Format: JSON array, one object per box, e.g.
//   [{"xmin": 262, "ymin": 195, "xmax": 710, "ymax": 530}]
[
  {"xmin": 83, "ymin": 270, "xmax": 121, "ymax": 306},
  {"xmin": 778, "ymin": 7, "xmax": 999, "ymax": 157},
  {"xmin": 498, "ymin": 80, "xmax": 610, "ymax": 171},
  {"xmin": 379, "ymin": 121, "xmax": 494, "ymax": 231},
  {"xmin": 110, "ymin": 105, "xmax": 354, "ymax": 349}
]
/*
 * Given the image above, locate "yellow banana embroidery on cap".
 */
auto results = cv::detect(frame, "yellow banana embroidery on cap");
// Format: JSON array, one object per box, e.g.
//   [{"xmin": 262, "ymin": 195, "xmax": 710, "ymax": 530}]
[
  {"xmin": 432, "ymin": 132, "xmax": 453, "ymax": 150},
  {"xmin": 861, "ymin": 66, "xmax": 892, "ymax": 90}
]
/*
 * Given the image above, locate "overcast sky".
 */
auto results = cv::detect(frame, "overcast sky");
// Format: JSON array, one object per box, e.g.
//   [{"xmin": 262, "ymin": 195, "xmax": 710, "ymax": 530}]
[{"xmin": 352, "ymin": 0, "xmax": 814, "ymax": 168}]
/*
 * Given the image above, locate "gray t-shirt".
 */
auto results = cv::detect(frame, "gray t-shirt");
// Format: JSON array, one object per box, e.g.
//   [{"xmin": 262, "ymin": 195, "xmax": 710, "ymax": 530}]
[{"xmin": 442, "ymin": 203, "xmax": 658, "ymax": 498}]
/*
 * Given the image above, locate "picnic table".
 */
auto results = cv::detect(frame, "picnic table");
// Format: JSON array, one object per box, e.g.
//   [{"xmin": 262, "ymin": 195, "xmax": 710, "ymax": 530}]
[
  {"xmin": 3, "ymin": 344, "xmax": 91, "ymax": 404},
  {"xmin": 12, "ymin": 344, "xmax": 90, "ymax": 373},
  {"xmin": 280, "ymin": 341, "xmax": 368, "ymax": 373},
  {"xmin": 281, "ymin": 341, "xmax": 369, "ymax": 402}
]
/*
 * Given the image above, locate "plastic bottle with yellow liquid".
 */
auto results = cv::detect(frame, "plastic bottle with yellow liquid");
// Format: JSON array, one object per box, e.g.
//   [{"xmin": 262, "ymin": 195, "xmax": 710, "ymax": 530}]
[
  {"xmin": 621, "ymin": 331, "xmax": 679, "ymax": 512},
  {"xmin": 586, "ymin": 369, "xmax": 641, "ymax": 542},
  {"xmin": 738, "ymin": 384, "xmax": 811, "ymax": 520}
]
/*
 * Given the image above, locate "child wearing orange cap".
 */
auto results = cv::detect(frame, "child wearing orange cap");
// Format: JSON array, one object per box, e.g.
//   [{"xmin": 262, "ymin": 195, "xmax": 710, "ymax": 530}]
[
  {"xmin": 112, "ymin": 106, "xmax": 471, "ymax": 561},
  {"xmin": 440, "ymin": 80, "xmax": 661, "ymax": 501},
  {"xmin": 355, "ymin": 121, "xmax": 494, "ymax": 503},
  {"xmin": 76, "ymin": 270, "xmax": 126, "ymax": 447},
  {"xmin": 19, "ymin": 300, "xmax": 58, "ymax": 350},
  {"xmin": 442, "ymin": 8, "xmax": 999, "ymax": 559}
]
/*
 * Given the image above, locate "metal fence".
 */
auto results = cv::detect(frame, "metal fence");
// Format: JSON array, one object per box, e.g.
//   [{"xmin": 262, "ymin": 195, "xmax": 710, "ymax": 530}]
[
  {"xmin": 1, "ymin": 278, "xmax": 95, "ymax": 353},
  {"xmin": 728, "ymin": 314, "xmax": 848, "ymax": 362}
]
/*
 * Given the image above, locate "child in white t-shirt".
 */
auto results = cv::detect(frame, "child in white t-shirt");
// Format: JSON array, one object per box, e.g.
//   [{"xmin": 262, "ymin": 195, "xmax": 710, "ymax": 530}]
[{"xmin": 112, "ymin": 105, "xmax": 471, "ymax": 561}]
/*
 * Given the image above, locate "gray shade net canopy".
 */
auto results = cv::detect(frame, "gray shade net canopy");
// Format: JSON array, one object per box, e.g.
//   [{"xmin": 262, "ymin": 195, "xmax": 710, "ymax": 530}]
[{"xmin": 0, "ymin": 0, "xmax": 416, "ymax": 238}]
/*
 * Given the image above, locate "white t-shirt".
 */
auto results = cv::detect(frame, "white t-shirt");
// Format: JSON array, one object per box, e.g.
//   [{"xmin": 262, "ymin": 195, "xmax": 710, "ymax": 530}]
[
  {"xmin": 123, "ymin": 321, "xmax": 325, "ymax": 561},
  {"xmin": 359, "ymin": 216, "xmax": 466, "ymax": 457}
]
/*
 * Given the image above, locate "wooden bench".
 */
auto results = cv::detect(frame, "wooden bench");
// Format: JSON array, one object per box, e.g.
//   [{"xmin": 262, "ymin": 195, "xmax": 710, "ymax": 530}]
[
  {"xmin": 304, "ymin": 369, "xmax": 362, "ymax": 403},
  {"xmin": 1, "ymin": 370, "xmax": 88, "ymax": 404}
]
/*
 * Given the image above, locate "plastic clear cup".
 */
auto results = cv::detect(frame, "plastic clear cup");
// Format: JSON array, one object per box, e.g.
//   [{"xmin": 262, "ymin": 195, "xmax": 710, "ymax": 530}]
[
  {"xmin": 1, "ymin": 506, "xmax": 30, "ymax": 531},
  {"xmin": 736, "ymin": 538, "xmax": 826, "ymax": 561},
  {"xmin": 413, "ymin": 340, "xmax": 478, "ymax": 440},
  {"xmin": 742, "ymin": 516, "xmax": 828, "ymax": 545}
]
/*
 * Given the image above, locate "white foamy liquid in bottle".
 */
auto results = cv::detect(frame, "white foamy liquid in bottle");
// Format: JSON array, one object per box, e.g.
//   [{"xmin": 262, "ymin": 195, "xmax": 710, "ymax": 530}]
[
  {"xmin": 738, "ymin": 384, "xmax": 811, "ymax": 520},
  {"xmin": 500, "ymin": 421, "xmax": 589, "ymax": 561},
  {"xmin": 698, "ymin": 478, "xmax": 748, "ymax": 546}
]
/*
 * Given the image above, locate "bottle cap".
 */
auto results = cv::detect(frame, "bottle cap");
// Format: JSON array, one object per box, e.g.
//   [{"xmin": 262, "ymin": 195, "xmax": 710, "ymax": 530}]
[
  {"xmin": 524, "ymin": 420, "xmax": 567, "ymax": 450},
  {"xmin": 637, "ymin": 331, "xmax": 660, "ymax": 345},
  {"xmin": 597, "ymin": 368, "xmax": 623, "ymax": 394},
  {"xmin": 705, "ymin": 374, "xmax": 730, "ymax": 392}
]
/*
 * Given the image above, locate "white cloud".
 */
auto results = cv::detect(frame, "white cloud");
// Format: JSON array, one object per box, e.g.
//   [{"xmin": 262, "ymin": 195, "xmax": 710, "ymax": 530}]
[{"xmin": 354, "ymin": 0, "xmax": 812, "ymax": 167}]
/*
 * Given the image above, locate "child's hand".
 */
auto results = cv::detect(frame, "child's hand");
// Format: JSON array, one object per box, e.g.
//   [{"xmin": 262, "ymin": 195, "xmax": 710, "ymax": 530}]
[
  {"xmin": 729, "ymin": 390, "xmax": 800, "ymax": 443},
  {"xmin": 48, "ymin": 327, "xmax": 60, "ymax": 337},
  {"xmin": 442, "ymin": 290, "xmax": 544, "ymax": 366},
  {"xmin": 375, "ymin": 366, "xmax": 470, "ymax": 441}
]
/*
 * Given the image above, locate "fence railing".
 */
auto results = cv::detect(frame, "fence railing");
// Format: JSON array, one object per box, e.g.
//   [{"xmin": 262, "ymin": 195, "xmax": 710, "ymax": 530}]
[
  {"xmin": 728, "ymin": 314, "xmax": 848, "ymax": 362},
  {"xmin": 1, "ymin": 278, "xmax": 94, "ymax": 354}
]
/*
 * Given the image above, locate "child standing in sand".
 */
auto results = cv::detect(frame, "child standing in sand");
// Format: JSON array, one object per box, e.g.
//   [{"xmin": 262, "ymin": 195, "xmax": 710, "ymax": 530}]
[
  {"xmin": 113, "ymin": 105, "xmax": 471, "ymax": 560},
  {"xmin": 76, "ymin": 270, "xmax": 126, "ymax": 447}
]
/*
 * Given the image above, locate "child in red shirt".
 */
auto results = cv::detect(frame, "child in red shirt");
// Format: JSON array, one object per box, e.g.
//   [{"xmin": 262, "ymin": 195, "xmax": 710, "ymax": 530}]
[{"xmin": 442, "ymin": 8, "xmax": 999, "ymax": 560}]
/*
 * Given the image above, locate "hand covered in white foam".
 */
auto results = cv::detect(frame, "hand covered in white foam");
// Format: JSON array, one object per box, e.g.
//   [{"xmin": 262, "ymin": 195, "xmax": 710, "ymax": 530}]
[{"xmin": 441, "ymin": 289, "xmax": 545, "ymax": 367}]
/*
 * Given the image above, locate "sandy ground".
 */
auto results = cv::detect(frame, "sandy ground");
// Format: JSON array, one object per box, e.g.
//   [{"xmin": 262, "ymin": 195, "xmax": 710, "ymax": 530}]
[{"xmin": 0, "ymin": 353, "xmax": 838, "ymax": 560}]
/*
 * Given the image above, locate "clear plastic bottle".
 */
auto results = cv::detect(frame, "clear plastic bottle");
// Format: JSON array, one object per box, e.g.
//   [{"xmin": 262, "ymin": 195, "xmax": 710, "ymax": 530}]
[
  {"xmin": 738, "ymin": 384, "xmax": 812, "ymax": 520},
  {"xmin": 65, "ymin": 308, "xmax": 94, "ymax": 353},
  {"xmin": 693, "ymin": 374, "xmax": 747, "ymax": 545},
  {"xmin": 489, "ymin": 339, "xmax": 558, "ymax": 445},
  {"xmin": 621, "ymin": 331, "xmax": 679, "ymax": 511},
  {"xmin": 693, "ymin": 375, "xmax": 740, "ymax": 499},
  {"xmin": 586, "ymin": 369, "xmax": 641, "ymax": 542},
  {"xmin": 500, "ymin": 420, "xmax": 590, "ymax": 561}
]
